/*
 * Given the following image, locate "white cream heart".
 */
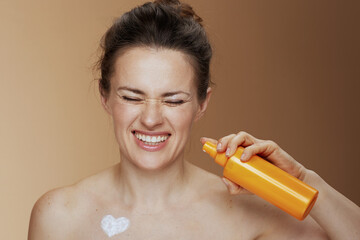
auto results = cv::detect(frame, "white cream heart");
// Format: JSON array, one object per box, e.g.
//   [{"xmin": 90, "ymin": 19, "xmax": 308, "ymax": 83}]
[{"xmin": 101, "ymin": 215, "xmax": 130, "ymax": 237}]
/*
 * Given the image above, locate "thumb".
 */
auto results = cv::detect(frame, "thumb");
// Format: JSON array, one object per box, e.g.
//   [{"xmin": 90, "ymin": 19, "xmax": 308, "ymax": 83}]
[{"xmin": 222, "ymin": 177, "xmax": 252, "ymax": 195}]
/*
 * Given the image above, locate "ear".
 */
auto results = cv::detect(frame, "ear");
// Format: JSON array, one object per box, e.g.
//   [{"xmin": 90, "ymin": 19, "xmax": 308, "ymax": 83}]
[
  {"xmin": 194, "ymin": 87, "xmax": 212, "ymax": 122},
  {"xmin": 100, "ymin": 93, "xmax": 112, "ymax": 115}
]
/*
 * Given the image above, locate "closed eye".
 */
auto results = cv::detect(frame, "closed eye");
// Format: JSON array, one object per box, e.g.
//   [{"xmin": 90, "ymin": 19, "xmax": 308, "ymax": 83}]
[
  {"xmin": 164, "ymin": 100, "xmax": 185, "ymax": 105},
  {"xmin": 121, "ymin": 96, "xmax": 141, "ymax": 102},
  {"xmin": 163, "ymin": 100, "xmax": 186, "ymax": 106},
  {"xmin": 121, "ymin": 96, "xmax": 142, "ymax": 102}
]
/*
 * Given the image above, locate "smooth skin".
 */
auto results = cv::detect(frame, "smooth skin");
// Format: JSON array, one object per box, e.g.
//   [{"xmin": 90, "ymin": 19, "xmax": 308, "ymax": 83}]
[{"xmin": 28, "ymin": 47, "xmax": 359, "ymax": 240}]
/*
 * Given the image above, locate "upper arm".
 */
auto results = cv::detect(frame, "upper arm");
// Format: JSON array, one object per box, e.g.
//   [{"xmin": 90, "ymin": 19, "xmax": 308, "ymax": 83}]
[
  {"xmin": 261, "ymin": 207, "xmax": 329, "ymax": 239},
  {"xmin": 237, "ymin": 195, "xmax": 329, "ymax": 239},
  {"xmin": 28, "ymin": 189, "xmax": 74, "ymax": 240}
]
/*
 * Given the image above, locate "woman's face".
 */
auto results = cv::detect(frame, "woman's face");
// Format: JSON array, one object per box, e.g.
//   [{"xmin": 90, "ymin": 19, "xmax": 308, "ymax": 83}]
[{"xmin": 102, "ymin": 47, "xmax": 211, "ymax": 170}]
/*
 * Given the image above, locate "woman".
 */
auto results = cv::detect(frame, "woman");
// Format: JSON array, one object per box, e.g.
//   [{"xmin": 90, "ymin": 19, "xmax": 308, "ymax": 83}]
[{"xmin": 28, "ymin": 0, "xmax": 360, "ymax": 239}]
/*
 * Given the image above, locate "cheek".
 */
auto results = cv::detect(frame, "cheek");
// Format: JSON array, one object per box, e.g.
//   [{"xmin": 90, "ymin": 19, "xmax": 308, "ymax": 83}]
[
  {"xmin": 111, "ymin": 104, "xmax": 138, "ymax": 131},
  {"xmin": 165, "ymin": 106, "xmax": 197, "ymax": 133}
]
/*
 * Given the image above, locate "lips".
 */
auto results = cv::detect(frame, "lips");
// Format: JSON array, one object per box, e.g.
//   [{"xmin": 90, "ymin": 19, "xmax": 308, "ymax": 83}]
[
  {"xmin": 132, "ymin": 130, "xmax": 171, "ymax": 152},
  {"xmin": 134, "ymin": 132, "xmax": 169, "ymax": 145}
]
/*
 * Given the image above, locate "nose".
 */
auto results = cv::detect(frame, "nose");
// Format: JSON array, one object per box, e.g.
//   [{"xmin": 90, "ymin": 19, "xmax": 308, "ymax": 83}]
[{"xmin": 139, "ymin": 101, "xmax": 164, "ymax": 129}]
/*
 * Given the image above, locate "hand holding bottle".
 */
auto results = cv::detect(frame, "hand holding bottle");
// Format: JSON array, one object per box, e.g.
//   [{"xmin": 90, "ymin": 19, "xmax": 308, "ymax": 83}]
[
  {"xmin": 200, "ymin": 131, "xmax": 309, "ymax": 195},
  {"xmin": 201, "ymin": 131, "xmax": 319, "ymax": 220}
]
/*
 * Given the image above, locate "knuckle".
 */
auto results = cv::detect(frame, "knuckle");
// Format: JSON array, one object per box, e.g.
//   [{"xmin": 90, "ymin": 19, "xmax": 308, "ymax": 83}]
[
  {"xmin": 237, "ymin": 130, "xmax": 260, "ymax": 143},
  {"xmin": 234, "ymin": 131, "xmax": 250, "ymax": 144},
  {"xmin": 266, "ymin": 140, "xmax": 278, "ymax": 148},
  {"xmin": 236, "ymin": 132, "xmax": 247, "ymax": 141},
  {"xmin": 226, "ymin": 134, "xmax": 237, "ymax": 143},
  {"xmin": 237, "ymin": 131, "xmax": 248, "ymax": 137},
  {"xmin": 243, "ymin": 146, "xmax": 253, "ymax": 154},
  {"xmin": 217, "ymin": 137, "xmax": 225, "ymax": 144},
  {"xmin": 229, "ymin": 133, "xmax": 237, "ymax": 138},
  {"xmin": 221, "ymin": 134, "xmax": 236, "ymax": 142},
  {"xmin": 247, "ymin": 143, "xmax": 261, "ymax": 154}
]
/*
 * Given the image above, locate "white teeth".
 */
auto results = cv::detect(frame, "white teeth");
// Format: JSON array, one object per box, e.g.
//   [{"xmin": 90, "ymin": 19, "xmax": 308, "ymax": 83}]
[{"xmin": 134, "ymin": 132, "xmax": 169, "ymax": 145}]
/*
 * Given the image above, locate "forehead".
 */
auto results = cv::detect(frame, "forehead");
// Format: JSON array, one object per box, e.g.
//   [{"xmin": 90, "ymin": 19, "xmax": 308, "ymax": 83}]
[{"xmin": 111, "ymin": 47, "xmax": 196, "ymax": 95}]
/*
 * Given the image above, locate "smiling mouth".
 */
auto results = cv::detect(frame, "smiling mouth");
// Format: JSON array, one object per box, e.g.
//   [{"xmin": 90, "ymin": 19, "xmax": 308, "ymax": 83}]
[{"xmin": 132, "ymin": 131, "xmax": 171, "ymax": 145}]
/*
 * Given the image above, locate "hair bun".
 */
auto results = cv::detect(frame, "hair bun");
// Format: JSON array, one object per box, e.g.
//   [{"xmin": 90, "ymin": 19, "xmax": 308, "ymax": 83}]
[{"xmin": 154, "ymin": 0, "xmax": 203, "ymax": 24}]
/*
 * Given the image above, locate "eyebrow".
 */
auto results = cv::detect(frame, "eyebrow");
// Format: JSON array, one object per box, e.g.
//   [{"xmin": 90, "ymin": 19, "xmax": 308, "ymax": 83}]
[{"xmin": 117, "ymin": 86, "xmax": 191, "ymax": 97}]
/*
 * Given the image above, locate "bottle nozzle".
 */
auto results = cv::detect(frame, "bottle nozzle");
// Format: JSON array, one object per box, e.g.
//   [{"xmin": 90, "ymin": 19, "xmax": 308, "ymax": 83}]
[
  {"xmin": 202, "ymin": 141, "xmax": 228, "ymax": 167},
  {"xmin": 202, "ymin": 141, "xmax": 217, "ymax": 158}
]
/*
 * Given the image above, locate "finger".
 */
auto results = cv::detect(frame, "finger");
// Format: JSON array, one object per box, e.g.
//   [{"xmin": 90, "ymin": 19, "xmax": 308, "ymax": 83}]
[
  {"xmin": 222, "ymin": 178, "xmax": 242, "ymax": 195},
  {"xmin": 222, "ymin": 178, "xmax": 252, "ymax": 195},
  {"xmin": 200, "ymin": 137, "xmax": 217, "ymax": 145},
  {"xmin": 241, "ymin": 140, "xmax": 278, "ymax": 162},
  {"xmin": 216, "ymin": 134, "xmax": 236, "ymax": 153},
  {"xmin": 226, "ymin": 131, "xmax": 258, "ymax": 157}
]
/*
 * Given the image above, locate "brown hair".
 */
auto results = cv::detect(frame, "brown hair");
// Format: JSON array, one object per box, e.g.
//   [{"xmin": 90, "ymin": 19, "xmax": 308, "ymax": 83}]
[{"xmin": 98, "ymin": 0, "xmax": 212, "ymax": 102}]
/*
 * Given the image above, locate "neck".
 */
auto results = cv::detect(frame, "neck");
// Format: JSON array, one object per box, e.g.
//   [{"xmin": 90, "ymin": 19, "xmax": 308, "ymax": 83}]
[{"xmin": 113, "ymin": 152, "xmax": 194, "ymax": 213}]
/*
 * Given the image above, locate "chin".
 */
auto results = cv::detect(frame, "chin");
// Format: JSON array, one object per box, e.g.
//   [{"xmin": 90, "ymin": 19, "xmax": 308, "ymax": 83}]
[
  {"xmin": 133, "ymin": 159, "xmax": 171, "ymax": 171},
  {"xmin": 128, "ymin": 151, "xmax": 179, "ymax": 171}
]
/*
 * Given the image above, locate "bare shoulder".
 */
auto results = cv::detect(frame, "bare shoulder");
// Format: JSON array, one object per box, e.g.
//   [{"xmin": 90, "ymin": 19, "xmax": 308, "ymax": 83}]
[
  {"xmin": 28, "ymin": 166, "xmax": 115, "ymax": 240},
  {"xmin": 28, "ymin": 185, "xmax": 79, "ymax": 239},
  {"xmin": 189, "ymin": 164, "xmax": 328, "ymax": 239}
]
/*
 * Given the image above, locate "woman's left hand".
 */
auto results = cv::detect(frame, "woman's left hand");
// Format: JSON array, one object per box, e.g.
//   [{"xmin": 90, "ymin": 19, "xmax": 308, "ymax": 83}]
[{"xmin": 200, "ymin": 131, "xmax": 308, "ymax": 195}]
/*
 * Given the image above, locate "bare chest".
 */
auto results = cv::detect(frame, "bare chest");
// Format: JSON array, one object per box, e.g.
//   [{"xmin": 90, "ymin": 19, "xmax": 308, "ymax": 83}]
[{"xmin": 71, "ymin": 204, "xmax": 260, "ymax": 240}]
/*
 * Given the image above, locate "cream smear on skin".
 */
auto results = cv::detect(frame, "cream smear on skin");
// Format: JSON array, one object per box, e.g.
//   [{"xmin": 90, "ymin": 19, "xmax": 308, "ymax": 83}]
[{"xmin": 101, "ymin": 215, "xmax": 130, "ymax": 237}]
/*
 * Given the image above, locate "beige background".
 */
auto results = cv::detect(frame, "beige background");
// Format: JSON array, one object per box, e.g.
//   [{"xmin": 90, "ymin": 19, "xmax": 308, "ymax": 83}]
[{"xmin": 1, "ymin": 0, "xmax": 359, "ymax": 239}]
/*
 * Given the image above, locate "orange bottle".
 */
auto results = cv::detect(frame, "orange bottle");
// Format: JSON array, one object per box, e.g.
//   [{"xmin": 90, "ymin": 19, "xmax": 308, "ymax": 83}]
[{"xmin": 202, "ymin": 141, "xmax": 318, "ymax": 220}]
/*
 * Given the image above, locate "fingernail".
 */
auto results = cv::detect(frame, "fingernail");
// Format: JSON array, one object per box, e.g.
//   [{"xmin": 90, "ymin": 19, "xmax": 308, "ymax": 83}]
[
  {"xmin": 240, "ymin": 152, "xmax": 247, "ymax": 161},
  {"xmin": 225, "ymin": 148, "xmax": 230, "ymax": 156},
  {"xmin": 217, "ymin": 143, "xmax": 222, "ymax": 151}
]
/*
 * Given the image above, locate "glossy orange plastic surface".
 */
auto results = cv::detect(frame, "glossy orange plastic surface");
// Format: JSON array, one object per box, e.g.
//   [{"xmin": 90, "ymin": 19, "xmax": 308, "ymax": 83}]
[{"xmin": 203, "ymin": 141, "xmax": 318, "ymax": 220}]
